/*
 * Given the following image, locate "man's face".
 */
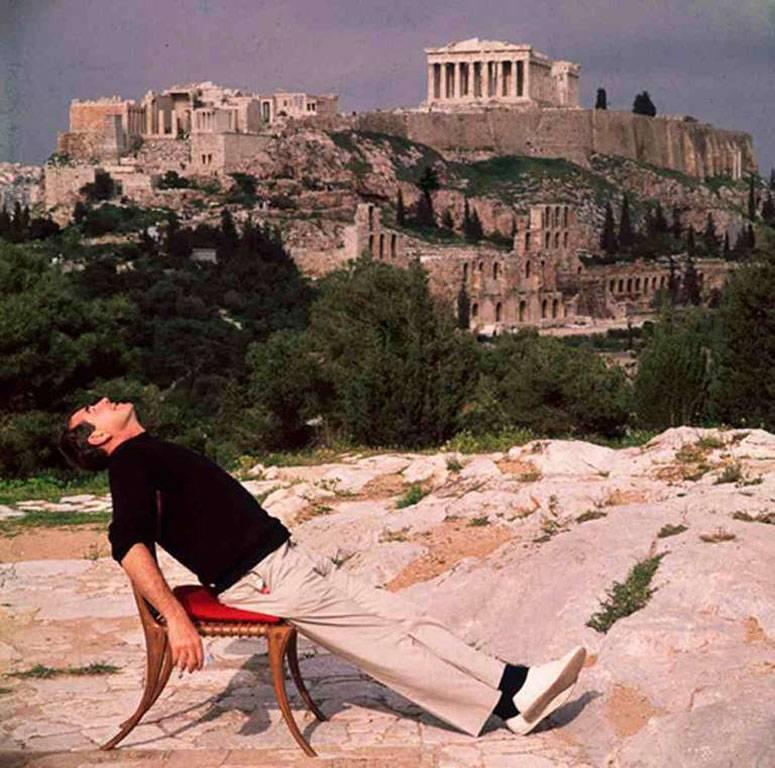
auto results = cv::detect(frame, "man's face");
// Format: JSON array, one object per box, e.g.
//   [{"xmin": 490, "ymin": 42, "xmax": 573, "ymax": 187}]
[{"xmin": 69, "ymin": 397, "xmax": 137, "ymax": 444}]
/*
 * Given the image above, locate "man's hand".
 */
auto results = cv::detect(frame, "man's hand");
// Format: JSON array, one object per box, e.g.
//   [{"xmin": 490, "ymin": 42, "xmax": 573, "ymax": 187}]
[
  {"xmin": 166, "ymin": 610, "xmax": 204, "ymax": 673},
  {"xmin": 119, "ymin": 542, "xmax": 204, "ymax": 674}
]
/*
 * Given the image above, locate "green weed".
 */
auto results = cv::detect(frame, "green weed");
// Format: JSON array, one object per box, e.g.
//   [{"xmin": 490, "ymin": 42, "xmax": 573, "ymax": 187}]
[{"xmin": 732, "ymin": 511, "xmax": 775, "ymax": 525}]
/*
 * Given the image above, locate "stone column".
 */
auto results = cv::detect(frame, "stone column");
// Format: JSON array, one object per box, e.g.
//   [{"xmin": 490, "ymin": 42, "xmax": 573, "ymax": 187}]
[
  {"xmin": 525, "ymin": 58, "xmax": 531, "ymax": 102},
  {"xmin": 452, "ymin": 61, "xmax": 459, "ymax": 99},
  {"xmin": 483, "ymin": 60, "xmax": 490, "ymax": 99},
  {"xmin": 492, "ymin": 61, "xmax": 500, "ymax": 99},
  {"xmin": 427, "ymin": 63, "xmax": 434, "ymax": 103}
]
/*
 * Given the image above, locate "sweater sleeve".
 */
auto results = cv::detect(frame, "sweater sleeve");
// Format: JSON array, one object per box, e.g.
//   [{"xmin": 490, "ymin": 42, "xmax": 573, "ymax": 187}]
[{"xmin": 107, "ymin": 448, "xmax": 157, "ymax": 564}]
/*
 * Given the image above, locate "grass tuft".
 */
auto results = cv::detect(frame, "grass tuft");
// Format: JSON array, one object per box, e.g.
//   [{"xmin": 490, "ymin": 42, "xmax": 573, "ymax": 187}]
[
  {"xmin": 714, "ymin": 463, "xmax": 743, "ymax": 485},
  {"xmin": 732, "ymin": 511, "xmax": 775, "ymax": 525},
  {"xmin": 577, "ymin": 510, "xmax": 608, "ymax": 524},
  {"xmin": 657, "ymin": 523, "xmax": 687, "ymax": 539},
  {"xmin": 586, "ymin": 554, "xmax": 664, "ymax": 634},
  {"xmin": 8, "ymin": 662, "xmax": 120, "ymax": 679},
  {"xmin": 699, "ymin": 528, "xmax": 737, "ymax": 544},
  {"xmin": 468, "ymin": 516, "xmax": 490, "ymax": 527},
  {"xmin": 0, "ymin": 510, "xmax": 111, "ymax": 537}
]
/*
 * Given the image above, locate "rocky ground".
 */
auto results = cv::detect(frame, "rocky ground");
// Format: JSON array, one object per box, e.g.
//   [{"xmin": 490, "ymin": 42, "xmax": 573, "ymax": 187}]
[{"xmin": 1, "ymin": 427, "xmax": 773, "ymax": 767}]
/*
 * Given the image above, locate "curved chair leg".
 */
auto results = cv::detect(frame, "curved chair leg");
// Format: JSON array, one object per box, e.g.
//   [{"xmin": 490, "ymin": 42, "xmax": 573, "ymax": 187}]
[
  {"xmin": 287, "ymin": 628, "xmax": 326, "ymax": 722},
  {"xmin": 101, "ymin": 626, "xmax": 169, "ymax": 750},
  {"xmin": 267, "ymin": 626, "xmax": 317, "ymax": 757}
]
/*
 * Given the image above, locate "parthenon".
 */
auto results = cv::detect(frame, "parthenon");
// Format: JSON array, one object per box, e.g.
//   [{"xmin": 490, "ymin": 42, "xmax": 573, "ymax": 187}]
[{"xmin": 423, "ymin": 38, "xmax": 580, "ymax": 110}]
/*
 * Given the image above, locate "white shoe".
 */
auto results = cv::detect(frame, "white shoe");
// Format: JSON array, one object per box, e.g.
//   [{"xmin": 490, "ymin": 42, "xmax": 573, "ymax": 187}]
[{"xmin": 506, "ymin": 646, "xmax": 586, "ymax": 735}]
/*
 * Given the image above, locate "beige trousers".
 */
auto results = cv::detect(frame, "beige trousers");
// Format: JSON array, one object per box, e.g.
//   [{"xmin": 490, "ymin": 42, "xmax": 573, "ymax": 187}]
[{"xmin": 219, "ymin": 540, "xmax": 504, "ymax": 736}]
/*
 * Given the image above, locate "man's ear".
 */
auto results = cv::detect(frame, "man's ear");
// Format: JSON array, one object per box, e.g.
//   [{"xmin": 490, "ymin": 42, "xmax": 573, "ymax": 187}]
[{"xmin": 86, "ymin": 430, "xmax": 111, "ymax": 448}]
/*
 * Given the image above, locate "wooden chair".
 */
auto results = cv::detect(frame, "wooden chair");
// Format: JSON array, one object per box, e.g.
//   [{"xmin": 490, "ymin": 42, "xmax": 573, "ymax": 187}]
[{"xmin": 100, "ymin": 582, "xmax": 326, "ymax": 757}]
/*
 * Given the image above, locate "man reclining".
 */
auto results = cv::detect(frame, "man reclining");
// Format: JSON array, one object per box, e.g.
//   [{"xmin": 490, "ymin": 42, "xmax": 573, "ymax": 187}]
[{"xmin": 60, "ymin": 396, "xmax": 586, "ymax": 737}]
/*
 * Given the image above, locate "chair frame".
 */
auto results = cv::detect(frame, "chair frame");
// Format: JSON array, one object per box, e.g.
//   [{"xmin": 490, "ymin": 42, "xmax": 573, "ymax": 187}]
[{"xmin": 100, "ymin": 583, "xmax": 326, "ymax": 757}]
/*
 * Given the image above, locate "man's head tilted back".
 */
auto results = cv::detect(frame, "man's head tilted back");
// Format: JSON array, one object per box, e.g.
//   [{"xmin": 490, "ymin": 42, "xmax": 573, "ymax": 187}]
[{"xmin": 59, "ymin": 397, "xmax": 144, "ymax": 471}]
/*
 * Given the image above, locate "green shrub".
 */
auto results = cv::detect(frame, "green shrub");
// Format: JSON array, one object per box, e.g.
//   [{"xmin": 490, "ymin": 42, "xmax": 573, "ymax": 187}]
[
  {"xmin": 587, "ymin": 555, "xmax": 664, "ymax": 633},
  {"xmin": 396, "ymin": 483, "xmax": 428, "ymax": 509}
]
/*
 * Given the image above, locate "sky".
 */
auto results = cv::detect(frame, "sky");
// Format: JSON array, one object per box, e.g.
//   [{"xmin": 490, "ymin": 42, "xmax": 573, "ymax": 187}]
[{"xmin": 1, "ymin": 0, "xmax": 774, "ymax": 172}]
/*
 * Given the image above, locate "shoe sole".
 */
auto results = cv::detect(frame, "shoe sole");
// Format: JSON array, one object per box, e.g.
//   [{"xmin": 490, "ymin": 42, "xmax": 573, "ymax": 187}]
[
  {"xmin": 520, "ymin": 646, "xmax": 586, "ymax": 725},
  {"xmin": 508, "ymin": 681, "xmax": 578, "ymax": 735}
]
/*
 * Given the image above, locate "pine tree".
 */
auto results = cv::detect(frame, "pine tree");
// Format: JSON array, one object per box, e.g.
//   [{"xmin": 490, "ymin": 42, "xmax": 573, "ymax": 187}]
[
  {"xmin": 219, "ymin": 208, "xmax": 240, "ymax": 259},
  {"xmin": 770, "ymin": 168, "xmax": 775, "ymax": 192},
  {"xmin": 747, "ymin": 175, "xmax": 757, "ymax": 221},
  {"xmin": 396, "ymin": 189, "xmax": 406, "ymax": 226},
  {"xmin": 595, "ymin": 88, "xmax": 608, "ymax": 110},
  {"xmin": 722, "ymin": 231, "xmax": 731, "ymax": 260},
  {"xmin": 687, "ymin": 227, "xmax": 696, "ymax": 259},
  {"xmin": 618, "ymin": 193, "xmax": 634, "ymax": 250},
  {"xmin": 601, "ymin": 201, "xmax": 618, "ymax": 255},
  {"xmin": 633, "ymin": 91, "xmax": 657, "ymax": 117},
  {"xmin": 73, "ymin": 201, "xmax": 88, "ymax": 224}
]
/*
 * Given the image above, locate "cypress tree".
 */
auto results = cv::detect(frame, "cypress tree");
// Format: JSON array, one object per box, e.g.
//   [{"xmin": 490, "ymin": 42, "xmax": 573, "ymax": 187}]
[
  {"xmin": 441, "ymin": 208, "xmax": 454, "ymax": 231},
  {"xmin": 464, "ymin": 203, "xmax": 483, "ymax": 243},
  {"xmin": 762, "ymin": 191, "xmax": 775, "ymax": 223},
  {"xmin": 667, "ymin": 255, "xmax": 680, "ymax": 305},
  {"xmin": 0, "ymin": 204, "xmax": 10, "ymax": 238},
  {"xmin": 722, "ymin": 231, "xmax": 731, "ymax": 260},
  {"xmin": 747, "ymin": 175, "xmax": 757, "ymax": 221},
  {"xmin": 595, "ymin": 88, "xmax": 607, "ymax": 110},
  {"xmin": 682, "ymin": 254, "xmax": 701, "ymax": 305},
  {"xmin": 703, "ymin": 213, "xmax": 718, "ymax": 254},
  {"xmin": 396, "ymin": 188, "xmax": 406, "ymax": 226},
  {"xmin": 769, "ymin": 168, "xmax": 775, "ymax": 192},
  {"xmin": 653, "ymin": 202, "xmax": 668, "ymax": 234},
  {"xmin": 457, "ymin": 282, "xmax": 471, "ymax": 329},
  {"xmin": 601, "ymin": 201, "xmax": 618, "ymax": 254},
  {"xmin": 671, "ymin": 206, "xmax": 682, "ymax": 239},
  {"xmin": 687, "ymin": 227, "xmax": 696, "ymax": 259},
  {"xmin": 618, "ymin": 193, "xmax": 634, "ymax": 250}
]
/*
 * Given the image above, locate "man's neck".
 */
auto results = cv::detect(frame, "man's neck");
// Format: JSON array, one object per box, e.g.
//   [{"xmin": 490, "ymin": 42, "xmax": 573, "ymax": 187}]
[{"xmin": 104, "ymin": 425, "xmax": 147, "ymax": 456}]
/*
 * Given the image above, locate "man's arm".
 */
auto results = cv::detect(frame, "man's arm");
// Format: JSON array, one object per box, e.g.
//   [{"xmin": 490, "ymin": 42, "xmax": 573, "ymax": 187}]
[{"xmin": 121, "ymin": 542, "xmax": 204, "ymax": 673}]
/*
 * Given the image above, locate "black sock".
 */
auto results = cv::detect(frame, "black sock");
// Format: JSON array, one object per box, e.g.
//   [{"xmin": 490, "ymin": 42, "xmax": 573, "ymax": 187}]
[{"xmin": 492, "ymin": 664, "xmax": 529, "ymax": 720}]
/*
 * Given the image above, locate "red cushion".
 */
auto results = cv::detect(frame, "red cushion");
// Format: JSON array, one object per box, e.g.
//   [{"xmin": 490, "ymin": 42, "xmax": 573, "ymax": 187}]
[{"xmin": 173, "ymin": 584, "xmax": 282, "ymax": 624}]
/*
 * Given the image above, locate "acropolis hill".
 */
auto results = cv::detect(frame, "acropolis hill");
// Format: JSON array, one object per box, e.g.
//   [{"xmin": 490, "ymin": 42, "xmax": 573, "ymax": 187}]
[{"xmin": 0, "ymin": 38, "xmax": 761, "ymax": 334}]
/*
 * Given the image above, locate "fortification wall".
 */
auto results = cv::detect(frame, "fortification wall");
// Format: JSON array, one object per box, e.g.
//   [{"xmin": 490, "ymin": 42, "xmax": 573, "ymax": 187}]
[
  {"xmin": 134, "ymin": 138, "xmax": 190, "ymax": 173},
  {"xmin": 354, "ymin": 109, "xmax": 755, "ymax": 178},
  {"xmin": 190, "ymin": 133, "xmax": 272, "ymax": 174},
  {"xmin": 44, "ymin": 165, "xmax": 96, "ymax": 208}
]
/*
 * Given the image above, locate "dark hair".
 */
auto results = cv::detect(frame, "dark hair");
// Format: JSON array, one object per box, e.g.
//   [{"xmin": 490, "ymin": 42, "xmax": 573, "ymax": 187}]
[{"xmin": 58, "ymin": 408, "xmax": 110, "ymax": 472}]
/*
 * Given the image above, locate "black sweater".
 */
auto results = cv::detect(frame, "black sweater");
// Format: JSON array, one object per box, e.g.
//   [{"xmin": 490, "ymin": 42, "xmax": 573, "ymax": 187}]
[{"xmin": 107, "ymin": 432, "xmax": 289, "ymax": 592}]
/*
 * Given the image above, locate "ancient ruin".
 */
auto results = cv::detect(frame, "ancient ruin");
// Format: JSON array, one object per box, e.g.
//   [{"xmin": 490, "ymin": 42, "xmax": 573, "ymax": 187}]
[
  {"xmin": 424, "ymin": 38, "xmax": 580, "ymax": 110},
  {"xmin": 57, "ymin": 82, "xmax": 339, "ymax": 164}
]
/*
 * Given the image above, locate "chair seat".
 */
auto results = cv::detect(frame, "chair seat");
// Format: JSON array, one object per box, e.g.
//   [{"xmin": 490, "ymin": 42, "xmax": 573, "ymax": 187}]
[{"xmin": 172, "ymin": 584, "xmax": 282, "ymax": 624}]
